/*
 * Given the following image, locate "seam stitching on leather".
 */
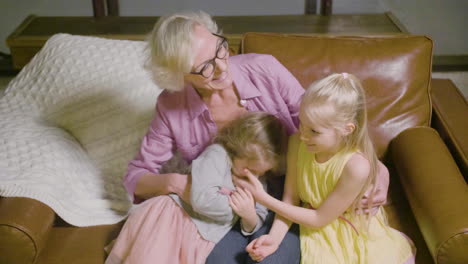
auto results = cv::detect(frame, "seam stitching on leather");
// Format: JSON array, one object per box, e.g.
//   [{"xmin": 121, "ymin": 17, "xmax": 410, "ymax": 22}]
[
  {"xmin": 0, "ymin": 223, "xmax": 37, "ymax": 263},
  {"xmin": 437, "ymin": 231, "xmax": 468, "ymax": 263}
]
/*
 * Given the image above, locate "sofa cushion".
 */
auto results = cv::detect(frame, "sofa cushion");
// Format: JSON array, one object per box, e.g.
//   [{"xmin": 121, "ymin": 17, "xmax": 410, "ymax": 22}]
[{"xmin": 242, "ymin": 33, "xmax": 433, "ymax": 157}]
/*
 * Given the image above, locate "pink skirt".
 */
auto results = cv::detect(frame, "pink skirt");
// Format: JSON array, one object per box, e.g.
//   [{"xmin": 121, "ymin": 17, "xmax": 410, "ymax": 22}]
[{"xmin": 105, "ymin": 196, "xmax": 215, "ymax": 264}]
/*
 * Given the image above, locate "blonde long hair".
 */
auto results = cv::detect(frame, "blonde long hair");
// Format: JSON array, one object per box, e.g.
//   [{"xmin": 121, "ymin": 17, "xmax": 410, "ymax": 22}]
[
  {"xmin": 301, "ymin": 73, "xmax": 378, "ymax": 225},
  {"xmin": 215, "ymin": 112, "xmax": 288, "ymax": 175},
  {"xmin": 147, "ymin": 10, "xmax": 219, "ymax": 92}
]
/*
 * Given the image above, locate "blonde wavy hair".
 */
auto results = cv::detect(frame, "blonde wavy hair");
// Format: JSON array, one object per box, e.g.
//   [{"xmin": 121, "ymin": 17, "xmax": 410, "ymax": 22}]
[
  {"xmin": 300, "ymin": 73, "xmax": 378, "ymax": 229},
  {"xmin": 147, "ymin": 10, "xmax": 220, "ymax": 92}
]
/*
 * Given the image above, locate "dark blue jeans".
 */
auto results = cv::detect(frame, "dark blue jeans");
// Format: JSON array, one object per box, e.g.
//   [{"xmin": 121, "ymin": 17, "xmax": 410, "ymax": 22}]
[{"xmin": 205, "ymin": 211, "xmax": 301, "ymax": 264}]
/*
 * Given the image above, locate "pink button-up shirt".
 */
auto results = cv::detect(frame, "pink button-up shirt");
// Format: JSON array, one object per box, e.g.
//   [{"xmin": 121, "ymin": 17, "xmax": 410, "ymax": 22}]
[{"xmin": 124, "ymin": 53, "xmax": 305, "ymax": 199}]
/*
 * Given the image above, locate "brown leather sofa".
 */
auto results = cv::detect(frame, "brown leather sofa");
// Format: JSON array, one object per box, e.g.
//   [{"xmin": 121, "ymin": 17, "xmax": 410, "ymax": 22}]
[{"xmin": 1, "ymin": 33, "xmax": 467, "ymax": 264}]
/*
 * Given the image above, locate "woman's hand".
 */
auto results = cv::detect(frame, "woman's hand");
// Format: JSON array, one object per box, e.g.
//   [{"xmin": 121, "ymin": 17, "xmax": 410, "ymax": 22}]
[
  {"xmin": 233, "ymin": 169, "xmax": 268, "ymax": 202},
  {"xmin": 360, "ymin": 162, "xmax": 389, "ymax": 214},
  {"xmin": 170, "ymin": 173, "xmax": 191, "ymax": 204},
  {"xmin": 246, "ymin": 234, "xmax": 280, "ymax": 262}
]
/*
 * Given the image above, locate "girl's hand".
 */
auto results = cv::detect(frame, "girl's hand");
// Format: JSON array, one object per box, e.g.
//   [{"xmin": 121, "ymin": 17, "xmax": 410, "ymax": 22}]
[
  {"xmin": 228, "ymin": 188, "xmax": 256, "ymax": 220},
  {"xmin": 233, "ymin": 169, "xmax": 267, "ymax": 202},
  {"xmin": 246, "ymin": 234, "xmax": 279, "ymax": 262},
  {"xmin": 218, "ymin": 186, "xmax": 234, "ymax": 196}
]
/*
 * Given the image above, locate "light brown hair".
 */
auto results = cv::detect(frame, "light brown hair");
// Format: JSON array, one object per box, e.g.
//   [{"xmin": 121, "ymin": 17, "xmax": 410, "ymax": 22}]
[{"xmin": 215, "ymin": 112, "xmax": 288, "ymax": 175}]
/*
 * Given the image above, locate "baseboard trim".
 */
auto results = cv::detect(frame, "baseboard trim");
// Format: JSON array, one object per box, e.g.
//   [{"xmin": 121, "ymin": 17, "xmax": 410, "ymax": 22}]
[
  {"xmin": 433, "ymin": 55, "xmax": 468, "ymax": 72},
  {"xmin": 0, "ymin": 53, "xmax": 19, "ymax": 76}
]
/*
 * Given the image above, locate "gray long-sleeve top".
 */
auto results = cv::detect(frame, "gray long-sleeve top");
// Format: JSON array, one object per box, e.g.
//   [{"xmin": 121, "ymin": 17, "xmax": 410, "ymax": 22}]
[{"xmin": 170, "ymin": 144, "xmax": 268, "ymax": 243}]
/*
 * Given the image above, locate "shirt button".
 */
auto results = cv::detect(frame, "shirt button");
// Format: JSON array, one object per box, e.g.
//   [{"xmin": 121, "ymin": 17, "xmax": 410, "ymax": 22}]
[{"xmin": 240, "ymin": 99, "xmax": 247, "ymax": 106}]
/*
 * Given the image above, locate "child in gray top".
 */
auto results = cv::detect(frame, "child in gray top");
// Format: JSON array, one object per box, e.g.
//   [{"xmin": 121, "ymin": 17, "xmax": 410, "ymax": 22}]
[{"xmin": 106, "ymin": 112, "xmax": 288, "ymax": 264}]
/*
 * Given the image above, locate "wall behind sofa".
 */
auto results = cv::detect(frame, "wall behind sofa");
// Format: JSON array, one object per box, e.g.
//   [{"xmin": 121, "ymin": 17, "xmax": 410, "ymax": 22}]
[{"xmin": 0, "ymin": 0, "xmax": 466, "ymax": 57}]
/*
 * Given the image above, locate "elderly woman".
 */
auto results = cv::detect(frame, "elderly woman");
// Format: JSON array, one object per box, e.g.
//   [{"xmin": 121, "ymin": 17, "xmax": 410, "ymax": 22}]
[{"xmin": 122, "ymin": 11, "xmax": 389, "ymax": 264}]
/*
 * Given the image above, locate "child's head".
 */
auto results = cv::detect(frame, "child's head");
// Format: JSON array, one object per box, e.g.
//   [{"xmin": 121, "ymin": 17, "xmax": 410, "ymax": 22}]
[
  {"xmin": 300, "ymin": 73, "xmax": 378, "ymax": 217},
  {"xmin": 299, "ymin": 73, "xmax": 368, "ymax": 154},
  {"xmin": 215, "ymin": 112, "xmax": 288, "ymax": 179}
]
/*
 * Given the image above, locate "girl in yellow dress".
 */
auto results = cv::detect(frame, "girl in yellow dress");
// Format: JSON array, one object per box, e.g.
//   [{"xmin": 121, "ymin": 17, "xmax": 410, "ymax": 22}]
[{"xmin": 236, "ymin": 73, "xmax": 416, "ymax": 263}]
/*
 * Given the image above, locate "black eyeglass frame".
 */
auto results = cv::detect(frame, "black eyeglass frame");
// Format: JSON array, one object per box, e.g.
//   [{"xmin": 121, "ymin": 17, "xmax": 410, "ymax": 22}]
[{"xmin": 190, "ymin": 33, "xmax": 229, "ymax": 78}]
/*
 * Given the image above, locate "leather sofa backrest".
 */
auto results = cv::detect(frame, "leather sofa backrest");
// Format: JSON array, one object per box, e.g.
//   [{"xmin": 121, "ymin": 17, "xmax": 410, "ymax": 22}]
[{"xmin": 241, "ymin": 33, "xmax": 433, "ymax": 157}]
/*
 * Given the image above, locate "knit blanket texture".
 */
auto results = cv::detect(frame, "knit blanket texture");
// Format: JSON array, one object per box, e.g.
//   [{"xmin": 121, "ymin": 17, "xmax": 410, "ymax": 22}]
[{"xmin": 0, "ymin": 34, "xmax": 163, "ymax": 226}]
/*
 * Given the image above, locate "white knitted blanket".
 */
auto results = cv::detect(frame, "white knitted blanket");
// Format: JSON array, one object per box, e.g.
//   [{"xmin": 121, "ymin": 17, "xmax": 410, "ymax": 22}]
[{"xmin": 0, "ymin": 34, "xmax": 163, "ymax": 226}]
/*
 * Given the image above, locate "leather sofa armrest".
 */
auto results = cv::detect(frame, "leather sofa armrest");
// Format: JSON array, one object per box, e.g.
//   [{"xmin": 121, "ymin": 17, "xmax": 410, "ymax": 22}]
[
  {"xmin": 390, "ymin": 127, "xmax": 468, "ymax": 264},
  {"xmin": 0, "ymin": 197, "xmax": 55, "ymax": 264},
  {"xmin": 431, "ymin": 78, "xmax": 468, "ymax": 177}
]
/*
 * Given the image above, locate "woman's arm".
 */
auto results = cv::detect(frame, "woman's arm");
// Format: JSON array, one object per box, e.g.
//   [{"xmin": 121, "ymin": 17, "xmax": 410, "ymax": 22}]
[
  {"xmin": 135, "ymin": 172, "xmax": 190, "ymax": 202},
  {"xmin": 124, "ymin": 101, "xmax": 190, "ymax": 202}
]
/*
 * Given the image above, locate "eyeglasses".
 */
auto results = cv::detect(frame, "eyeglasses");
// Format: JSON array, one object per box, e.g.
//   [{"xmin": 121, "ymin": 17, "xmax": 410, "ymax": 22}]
[{"xmin": 190, "ymin": 34, "xmax": 229, "ymax": 78}]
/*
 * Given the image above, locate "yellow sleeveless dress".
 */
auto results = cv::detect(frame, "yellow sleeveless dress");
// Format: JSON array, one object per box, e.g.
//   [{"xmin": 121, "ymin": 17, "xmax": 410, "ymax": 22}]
[{"xmin": 296, "ymin": 141, "xmax": 415, "ymax": 264}]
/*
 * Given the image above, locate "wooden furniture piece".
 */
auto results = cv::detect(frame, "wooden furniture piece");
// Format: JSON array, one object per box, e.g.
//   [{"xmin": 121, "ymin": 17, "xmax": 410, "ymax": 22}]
[
  {"xmin": 321, "ymin": 0, "xmax": 333, "ymax": 15},
  {"xmin": 305, "ymin": 0, "xmax": 333, "ymax": 15},
  {"xmin": 6, "ymin": 13, "xmax": 406, "ymax": 69},
  {"xmin": 92, "ymin": 0, "xmax": 119, "ymax": 17}
]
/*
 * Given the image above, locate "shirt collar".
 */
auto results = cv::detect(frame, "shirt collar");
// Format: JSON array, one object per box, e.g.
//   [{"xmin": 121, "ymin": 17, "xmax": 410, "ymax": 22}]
[
  {"xmin": 230, "ymin": 57, "xmax": 262, "ymax": 100},
  {"xmin": 185, "ymin": 83, "xmax": 208, "ymax": 120},
  {"xmin": 185, "ymin": 56, "xmax": 263, "ymax": 120}
]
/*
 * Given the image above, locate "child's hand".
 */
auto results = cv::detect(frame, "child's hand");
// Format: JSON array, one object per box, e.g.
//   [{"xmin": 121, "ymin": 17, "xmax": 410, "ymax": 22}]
[
  {"xmin": 233, "ymin": 169, "xmax": 267, "ymax": 202},
  {"xmin": 246, "ymin": 234, "xmax": 279, "ymax": 262},
  {"xmin": 229, "ymin": 188, "xmax": 256, "ymax": 220},
  {"xmin": 218, "ymin": 186, "xmax": 234, "ymax": 196}
]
